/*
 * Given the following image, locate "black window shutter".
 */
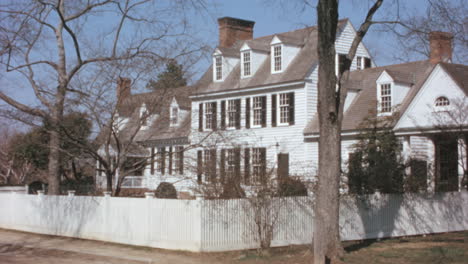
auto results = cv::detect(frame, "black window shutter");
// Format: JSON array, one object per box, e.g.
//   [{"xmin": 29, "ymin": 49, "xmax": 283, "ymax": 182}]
[
  {"xmin": 260, "ymin": 148, "xmax": 267, "ymax": 180},
  {"xmin": 277, "ymin": 153, "xmax": 289, "ymax": 179},
  {"xmin": 364, "ymin": 57, "xmax": 371, "ymax": 69},
  {"xmin": 212, "ymin": 102, "xmax": 217, "ymax": 131},
  {"xmin": 150, "ymin": 147, "xmax": 155, "ymax": 175},
  {"xmin": 198, "ymin": 103, "xmax": 203, "ymax": 132},
  {"xmin": 179, "ymin": 147, "xmax": 184, "ymax": 174},
  {"xmin": 235, "ymin": 99, "xmax": 241, "ymax": 129},
  {"xmin": 161, "ymin": 147, "xmax": 166, "ymax": 174},
  {"xmin": 244, "ymin": 148, "xmax": 250, "ymax": 185},
  {"xmin": 271, "ymin": 94, "xmax": 277, "ymax": 127},
  {"xmin": 210, "ymin": 149, "xmax": 217, "ymax": 182},
  {"xmin": 168, "ymin": 147, "xmax": 173, "ymax": 175},
  {"xmin": 234, "ymin": 148, "xmax": 241, "ymax": 182},
  {"xmin": 261, "ymin": 96, "xmax": 267, "ymax": 127},
  {"xmin": 197, "ymin": 150, "xmax": 203, "ymax": 184},
  {"xmin": 220, "ymin": 149, "xmax": 226, "ymax": 184},
  {"xmin": 245, "ymin": 98, "xmax": 251, "ymax": 129},
  {"xmin": 221, "ymin": 100, "xmax": 226, "ymax": 130},
  {"xmin": 288, "ymin": 92, "xmax": 295, "ymax": 125}
]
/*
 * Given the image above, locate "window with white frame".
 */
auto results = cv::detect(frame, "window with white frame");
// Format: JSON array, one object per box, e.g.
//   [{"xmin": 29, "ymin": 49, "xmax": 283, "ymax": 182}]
[
  {"xmin": 205, "ymin": 102, "xmax": 216, "ymax": 129},
  {"xmin": 242, "ymin": 51, "xmax": 251, "ymax": 77},
  {"xmin": 173, "ymin": 146, "xmax": 182, "ymax": 174},
  {"xmin": 279, "ymin": 93, "xmax": 290, "ymax": 123},
  {"xmin": 253, "ymin": 96, "xmax": 263, "ymax": 126},
  {"xmin": 357, "ymin": 56, "xmax": 362, "ymax": 70},
  {"xmin": 380, "ymin": 83, "xmax": 392, "ymax": 113},
  {"xmin": 252, "ymin": 148, "xmax": 265, "ymax": 183},
  {"xmin": 215, "ymin": 56, "xmax": 222, "ymax": 81},
  {"xmin": 170, "ymin": 107, "xmax": 178, "ymax": 126},
  {"xmin": 435, "ymin": 96, "xmax": 450, "ymax": 107},
  {"xmin": 273, "ymin": 45, "xmax": 282, "ymax": 72},
  {"xmin": 226, "ymin": 149, "xmax": 236, "ymax": 180},
  {"xmin": 204, "ymin": 149, "xmax": 215, "ymax": 181},
  {"xmin": 227, "ymin": 100, "xmax": 237, "ymax": 128}
]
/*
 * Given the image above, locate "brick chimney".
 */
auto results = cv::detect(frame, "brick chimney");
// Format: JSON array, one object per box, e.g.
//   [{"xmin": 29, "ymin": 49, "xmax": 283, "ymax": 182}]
[
  {"xmin": 117, "ymin": 77, "xmax": 131, "ymax": 101},
  {"xmin": 429, "ymin": 31, "xmax": 453, "ymax": 64},
  {"xmin": 218, "ymin": 17, "xmax": 255, "ymax": 48}
]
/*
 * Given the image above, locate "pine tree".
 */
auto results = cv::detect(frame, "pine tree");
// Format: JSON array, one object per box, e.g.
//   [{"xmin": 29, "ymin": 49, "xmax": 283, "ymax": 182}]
[{"xmin": 147, "ymin": 60, "xmax": 187, "ymax": 91}]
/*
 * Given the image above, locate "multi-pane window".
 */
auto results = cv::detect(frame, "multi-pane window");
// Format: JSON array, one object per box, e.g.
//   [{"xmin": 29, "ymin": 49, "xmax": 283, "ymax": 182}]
[
  {"xmin": 279, "ymin": 93, "xmax": 290, "ymax": 123},
  {"xmin": 174, "ymin": 146, "xmax": 183, "ymax": 174},
  {"xmin": 252, "ymin": 148, "xmax": 265, "ymax": 183},
  {"xmin": 157, "ymin": 147, "xmax": 165, "ymax": 173},
  {"xmin": 435, "ymin": 96, "xmax": 450, "ymax": 107},
  {"xmin": 204, "ymin": 149, "xmax": 216, "ymax": 181},
  {"xmin": 171, "ymin": 107, "xmax": 178, "ymax": 126},
  {"xmin": 226, "ymin": 149, "xmax": 236, "ymax": 180},
  {"xmin": 205, "ymin": 102, "xmax": 215, "ymax": 129},
  {"xmin": 380, "ymin": 84, "xmax": 392, "ymax": 113},
  {"xmin": 242, "ymin": 51, "xmax": 251, "ymax": 76},
  {"xmin": 357, "ymin": 56, "xmax": 362, "ymax": 70},
  {"xmin": 253, "ymin": 97, "xmax": 263, "ymax": 126},
  {"xmin": 227, "ymin": 100, "xmax": 237, "ymax": 128},
  {"xmin": 273, "ymin": 45, "xmax": 282, "ymax": 72},
  {"xmin": 215, "ymin": 56, "xmax": 222, "ymax": 81}
]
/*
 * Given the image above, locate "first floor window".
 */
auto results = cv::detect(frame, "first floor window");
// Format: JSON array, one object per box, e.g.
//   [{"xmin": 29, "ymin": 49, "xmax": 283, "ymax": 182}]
[
  {"xmin": 380, "ymin": 84, "xmax": 392, "ymax": 113},
  {"xmin": 252, "ymin": 148, "xmax": 266, "ymax": 183},
  {"xmin": 173, "ymin": 146, "xmax": 184, "ymax": 174},
  {"xmin": 226, "ymin": 149, "xmax": 236, "ymax": 180},
  {"xmin": 227, "ymin": 100, "xmax": 237, "ymax": 128},
  {"xmin": 157, "ymin": 147, "xmax": 166, "ymax": 174}
]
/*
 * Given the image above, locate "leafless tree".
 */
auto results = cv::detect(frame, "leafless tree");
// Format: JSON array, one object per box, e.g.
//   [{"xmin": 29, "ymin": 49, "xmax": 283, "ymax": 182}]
[
  {"xmin": 314, "ymin": 1, "xmax": 384, "ymax": 263},
  {"xmin": 386, "ymin": 0, "xmax": 467, "ymax": 64},
  {"xmin": 0, "ymin": 0, "xmax": 211, "ymax": 194}
]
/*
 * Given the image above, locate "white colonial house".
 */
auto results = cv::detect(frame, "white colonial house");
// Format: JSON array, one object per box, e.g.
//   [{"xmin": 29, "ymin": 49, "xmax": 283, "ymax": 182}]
[{"xmin": 96, "ymin": 17, "xmax": 467, "ymax": 197}]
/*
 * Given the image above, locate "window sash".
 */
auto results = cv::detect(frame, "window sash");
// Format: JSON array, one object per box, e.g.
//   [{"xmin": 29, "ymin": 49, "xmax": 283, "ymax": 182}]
[
  {"xmin": 279, "ymin": 93, "xmax": 290, "ymax": 123},
  {"xmin": 171, "ymin": 107, "xmax": 178, "ymax": 125},
  {"xmin": 357, "ymin": 56, "xmax": 362, "ymax": 70},
  {"xmin": 253, "ymin": 97, "xmax": 263, "ymax": 126},
  {"xmin": 251, "ymin": 148, "xmax": 265, "ymax": 183},
  {"xmin": 435, "ymin": 97, "xmax": 450, "ymax": 107},
  {"xmin": 274, "ymin": 45, "xmax": 282, "ymax": 71},
  {"xmin": 227, "ymin": 100, "xmax": 237, "ymax": 128},
  {"xmin": 173, "ymin": 146, "xmax": 182, "ymax": 173},
  {"xmin": 226, "ymin": 149, "xmax": 236, "ymax": 179},
  {"xmin": 205, "ymin": 102, "xmax": 215, "ymax": 129},
  {"xmin": 243, "ymin": 51, "xmax": 251, "ymax": 76},
  {"xmin": 215, "ymin": 56, "xmax": 222, "ymax": 80},
  {"xmin": 380, "ymin": 84, "xmax": 391, "ymax": 113}
]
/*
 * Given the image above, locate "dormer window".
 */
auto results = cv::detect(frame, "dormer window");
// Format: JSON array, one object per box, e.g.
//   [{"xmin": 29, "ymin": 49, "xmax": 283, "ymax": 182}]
[
  {"xmin": 435, "ymin": 96, "xmax": 450, "ymax": 107},
  {"xmin": 380, "ymin": 83, "xmax": 392, "ymax": 113},
  {"xmin": 215, "ymin": 56, "xmax": 222, "ymax": 81},
  {"xmin": 140, "ymin": 104, "xmax": 149, "ymax": 127},
  {"xmin": 170, "ymin": 106, "xmax": 179, "ymax": 126},
  {"xmin": 273, "ymin": 44, "xmax": 282, "ymax": 72},
  {"xmin": 242, "ymin": 51, "xmax": 251, "ymax": 77}
]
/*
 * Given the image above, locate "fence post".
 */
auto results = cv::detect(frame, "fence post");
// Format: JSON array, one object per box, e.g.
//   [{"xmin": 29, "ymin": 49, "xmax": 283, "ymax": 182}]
[{"xmin": 68, "ymin": 190, "xmax": 76, "ymax": 197}]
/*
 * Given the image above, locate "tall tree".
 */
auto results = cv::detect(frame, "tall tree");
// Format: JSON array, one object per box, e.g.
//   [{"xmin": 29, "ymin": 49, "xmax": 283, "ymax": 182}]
[
  {"xmin": 147, "ymin": 60, "xmax": 187, "ymax": 91},
  {"xmin": 0, "ymin": 0, "xmax": 210, "ymax": 194},
  {"xmin": 314, "ymin": 1, "xmax": 384, "ymax": 263}
]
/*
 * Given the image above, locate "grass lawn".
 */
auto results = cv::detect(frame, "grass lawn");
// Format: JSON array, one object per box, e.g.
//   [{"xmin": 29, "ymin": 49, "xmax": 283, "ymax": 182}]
[{"xmin": 215, "ymin": 231, "xmax": 468, "ymax": 264}]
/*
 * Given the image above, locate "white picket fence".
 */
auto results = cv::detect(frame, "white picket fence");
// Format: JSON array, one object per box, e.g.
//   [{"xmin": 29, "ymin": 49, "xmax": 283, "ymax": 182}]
[{"xmin": 0, "ymin": 191, "xmax": 467, "ymax": 252}]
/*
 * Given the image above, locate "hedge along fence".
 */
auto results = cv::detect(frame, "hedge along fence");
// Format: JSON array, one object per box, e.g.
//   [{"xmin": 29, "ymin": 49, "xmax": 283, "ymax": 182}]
[{"xmin": 0, "ymin": 191, "xmax": 467, "ymax": 252}]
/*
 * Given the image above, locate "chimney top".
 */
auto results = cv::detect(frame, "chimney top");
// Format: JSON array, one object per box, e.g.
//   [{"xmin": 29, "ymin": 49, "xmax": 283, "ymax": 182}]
[
  {"xmin": 117, "ymin": 77, "xmax": 131, "ymax": 102},
  {"xmin": 218, "ymin": 17, "xmax": 255, "ymax": 48},
  {"xmin": 429, "ymin": 31, "xmax": 453, "ymax": 64}
]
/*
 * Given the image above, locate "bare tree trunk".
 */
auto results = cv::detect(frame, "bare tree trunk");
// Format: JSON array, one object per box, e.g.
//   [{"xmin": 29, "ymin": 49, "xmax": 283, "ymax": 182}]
[{"xmin": 314, "ymin": 1, "xmax": 342, "ymax": 263}]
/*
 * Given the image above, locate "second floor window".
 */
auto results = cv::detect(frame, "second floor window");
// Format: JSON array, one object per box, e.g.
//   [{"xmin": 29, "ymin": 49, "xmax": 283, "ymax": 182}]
[
  {"xmin": 215, "ymin": 56, "xmax": 222, "ymax": 81},
  {"xmin": 205, "ymin": 102, "xmax": 216, "ymax": 130},
  {"xmin": 171, "ymin": 107, "xmax": 178, "ymax": 126},
  {"xmin": 357, "ymin": 56, "xmax": 362, "ymax": 70},
  {"xmin": 242, "ymin": 51, "xmax": 251, "ymax": 76},
  {"xmin": 380, "ymin": 84, "xmax": 392, "ymax": 113},
  {"xmin": 435, "ymin": 96, "xmax": 450, "ymax": 107},
  {"xmin": 279, "ymin": 93, "xmax": 290, "ymax": 124},
  {"xmin": 273, "ymin": 45, "xmax": 282, "ymax": 72},
  {"xmin": 253, "ymin": 96, "xmax": 265, "ymax": 126}
]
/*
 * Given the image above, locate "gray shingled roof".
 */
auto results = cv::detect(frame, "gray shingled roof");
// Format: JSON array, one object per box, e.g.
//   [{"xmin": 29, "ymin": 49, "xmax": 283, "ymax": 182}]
[
  {"xmin": 304, "ymin": 60, "xmax": 437, "ymax": 135},
  {"xmin": 194, "ymin": 19, "xmax": 349, "ymax": 95}
]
